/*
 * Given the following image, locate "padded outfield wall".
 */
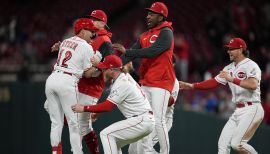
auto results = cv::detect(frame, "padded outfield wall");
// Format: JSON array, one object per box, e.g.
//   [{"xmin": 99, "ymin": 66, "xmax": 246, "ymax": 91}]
[{"xmin": 0, "ymin": 82, "xmax": 270, "ymax": 154}]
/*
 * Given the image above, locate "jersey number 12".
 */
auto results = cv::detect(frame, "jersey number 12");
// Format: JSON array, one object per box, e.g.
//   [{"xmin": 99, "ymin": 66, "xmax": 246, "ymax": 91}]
[{"xmin": 56, "ymin": 49, "xmax": 72, "ymax": 68}]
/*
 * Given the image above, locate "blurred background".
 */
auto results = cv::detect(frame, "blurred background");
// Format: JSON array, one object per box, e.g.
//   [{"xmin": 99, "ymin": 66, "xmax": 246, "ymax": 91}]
[{"xmin": 1, "ymin": 0, "xmax": 270, "ymax": 153}]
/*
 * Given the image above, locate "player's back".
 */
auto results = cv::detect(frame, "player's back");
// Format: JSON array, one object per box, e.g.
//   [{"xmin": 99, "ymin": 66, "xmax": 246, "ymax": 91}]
[
  {"xmin": 54, "ymin": 36, "xmax": 94, "ymax": 78},
  {"xmin": 108, "ymin": 73, "xmax": 152, "ymax": 118}
]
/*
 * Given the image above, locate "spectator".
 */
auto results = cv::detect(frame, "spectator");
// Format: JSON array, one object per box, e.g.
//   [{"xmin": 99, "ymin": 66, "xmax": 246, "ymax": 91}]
[{"xmin": 174, "ymin": 33, "xmax": 189, "ymax": 80}]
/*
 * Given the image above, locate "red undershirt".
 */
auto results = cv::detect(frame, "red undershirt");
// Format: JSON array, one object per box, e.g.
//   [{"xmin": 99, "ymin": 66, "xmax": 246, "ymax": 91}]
[
  {"xmin": 193, "ymin": 78, "xmax": 220, "ymax": 89},
  {"xmin": 83, "ymin": 99, "xmax": 116, "ymax": 113}
]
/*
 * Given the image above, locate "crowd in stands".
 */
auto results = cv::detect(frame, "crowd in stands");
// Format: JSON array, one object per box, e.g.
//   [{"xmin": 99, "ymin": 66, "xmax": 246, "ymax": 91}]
[{"xmin": 0, "ymin": 0, "xmax": 270, "ymax": 125}]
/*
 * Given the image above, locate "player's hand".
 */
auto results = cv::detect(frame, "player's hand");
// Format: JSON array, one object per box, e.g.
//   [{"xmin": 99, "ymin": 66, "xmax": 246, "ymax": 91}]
[
  {"xmin": 112, "ymin": 43, "xmax": 126, "ymax": 54},
  {"xmin": 71, "ymin": 103, "xmax": 84, "ymax": 113},
  {"xmin": 219, "ymin": 71, "xmax": 233, "ymax": 82},
  {"xmin": 179, "ymin": 81, "xmax": 194, "ymax": 90},
  {"xmin": 91, "ymin": 113, "xmax": 99, "ymax": 123},
  {"xmin": 51, "ymin": 41, "xmax": 61, "ymax": 52},
  {"xmin": 91, "ymin": 57, "xmax": 99, "ymax": 67}
]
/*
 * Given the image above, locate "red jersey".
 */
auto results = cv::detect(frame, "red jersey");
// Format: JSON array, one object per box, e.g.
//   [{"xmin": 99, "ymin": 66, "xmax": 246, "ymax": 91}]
[
  {"xmin": 139, "ymin": 21, "xmax": 175, "ymax": 92},
  {"xmin": 78, "ymin": 29, "xmax": 112, "ymax": 98}
]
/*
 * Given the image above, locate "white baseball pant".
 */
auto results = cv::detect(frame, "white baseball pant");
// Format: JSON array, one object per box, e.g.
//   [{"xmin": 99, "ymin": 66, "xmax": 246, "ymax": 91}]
[
  {"xmin": 218, "ymin": 103, "xmax": 264, "ymax": 154},
  {"xmin": 100, "ymin": 112, "xmax": 155, "ymax": 154},
  {"xmin": 129, "ymin": 86, "xmax": 170, "ymax": 154},
  {"xmin": 45, "ymin": 72, "xmax": 83, "ymax": 154},
  {"xmin": 77, "ymin": 92, "xmax": 98, "ymax": 136},
  {"xmin": 129, "ymin": 105, "xmax": 174, "ymax": 154}
]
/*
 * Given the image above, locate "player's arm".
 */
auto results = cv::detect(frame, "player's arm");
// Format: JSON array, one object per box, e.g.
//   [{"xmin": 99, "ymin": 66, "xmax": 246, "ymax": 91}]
[
  {"xmin": 124, "ymin": 28, "xmax": 172, "ymax": 58},
  {"xmin": 83, "ymin": 67, "xmax": 98, "ymax": 78},
  {"xmin": 219, "ymin": 71, "xmax": 258, "ymax": 90},
  {"xmin": 51, "ymin": 41, "xmax": 61, "ymax": 52},
  {"xmin": 179, "ymin": 78, "xmax": 220, "ymax": 90},
  {"xmin": 71, "ymin": 99, "xmax": 116, "ymax": 113},
  {"xmin": 99, "ymin": 42, "xmax": 114, "ymax": 60},
  {"xmin": 112, "ymin": 37, "xmax": 142, "ymax": 65}
]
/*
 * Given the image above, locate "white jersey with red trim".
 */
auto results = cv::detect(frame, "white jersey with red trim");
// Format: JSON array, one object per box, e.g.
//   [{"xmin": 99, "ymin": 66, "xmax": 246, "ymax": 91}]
[
  {"xmin": 107, "ymin": 73, "xmax": 152, "ymax": 118},
  {"xmin": 215, "ymin": 58, "xmax": 261, "ymax": 103},
  {"xmin": 54, "ymin": 36, "xmax": 94, "ymax": 78}
]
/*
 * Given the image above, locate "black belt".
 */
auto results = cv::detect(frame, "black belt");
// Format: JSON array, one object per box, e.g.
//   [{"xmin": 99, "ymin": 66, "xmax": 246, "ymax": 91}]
[{"xmin": 132, "ymin": 111, "xmax": 153, "ymax": 117}]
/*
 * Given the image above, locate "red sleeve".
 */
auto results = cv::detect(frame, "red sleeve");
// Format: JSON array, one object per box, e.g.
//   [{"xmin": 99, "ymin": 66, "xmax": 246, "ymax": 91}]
[
  {"xmin": 83, "ymin": 99, "xmax": 116, "ymax": 113},
  {"xmin": 193, "ymin": 78, "xmax": 220, "ymax": 90}
]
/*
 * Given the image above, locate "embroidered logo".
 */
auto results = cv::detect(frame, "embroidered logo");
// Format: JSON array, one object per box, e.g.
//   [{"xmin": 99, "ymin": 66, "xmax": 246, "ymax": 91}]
[
  {"xmin": 109, "ymin": 88, "xmax": 119, "ymax": 98},
  {"xmin": 237, "ymin": 71, "xmax": 246, "ymax": 79},
  {"xmin": 149, "ymin": 35, "xmax": 158, "ymax": 44}
]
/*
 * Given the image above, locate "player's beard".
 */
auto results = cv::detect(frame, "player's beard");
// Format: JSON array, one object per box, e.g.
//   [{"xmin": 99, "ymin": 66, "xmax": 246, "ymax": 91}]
[{"xmin": 229, "ymin": 55, "xmax": 234, "ymax": 61}]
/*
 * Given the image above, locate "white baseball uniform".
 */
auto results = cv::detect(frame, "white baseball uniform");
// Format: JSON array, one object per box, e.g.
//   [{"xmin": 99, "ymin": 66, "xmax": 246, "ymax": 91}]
[
  {"xmin": 45, "ymin": 36, "xmax": 94, "ymax": 154},
  {"xmin": 99, "ymin": 73, "xmax": 155, "ymax": 154},
  {"xmin": 129, "ymin": 79, "xmax": 179, "ymax": 154},
  {"xmin": 78, "ymin": 51, "xmax": 102, "ymax": 137},
  {"xmin": 215, "ymin": 58, "xmax": 264, "ymax": 154},
  {"xmin": 153, "ymin": 78, "xmax": 179, "ymax": 145}
]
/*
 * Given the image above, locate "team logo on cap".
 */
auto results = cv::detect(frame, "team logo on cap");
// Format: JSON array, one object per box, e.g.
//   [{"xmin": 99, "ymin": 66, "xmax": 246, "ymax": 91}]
[
  {"xmin": 237, "ymin": 71, "xmax": 246, "ymax": 79},
  {"xmin": 150, "ymin": 35, "xmax": 158, "ymax": 43}
]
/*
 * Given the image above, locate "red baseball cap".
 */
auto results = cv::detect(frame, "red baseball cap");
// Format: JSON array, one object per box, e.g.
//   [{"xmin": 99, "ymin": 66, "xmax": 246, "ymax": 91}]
[
  {"xmin": 74, "ymin": 18, "xmax": 98, "ymax": 34},
  {"xmin": 89, "ymin": 10, "xmax": 107, "ymax": 23},
  {"xmin": 225, "ymin": 38, "xmax": 247, "ymax": 50},
  {"xmin": 145, "ymin": 2, "xmax": 168, "ymax": 17},
  {"xmin": 97, "ymin": 55, "xmax": 122, "ymax": 69},
  {"xmin": 88, "ymin": 10, "xmax": 109, "ymax": 29}
]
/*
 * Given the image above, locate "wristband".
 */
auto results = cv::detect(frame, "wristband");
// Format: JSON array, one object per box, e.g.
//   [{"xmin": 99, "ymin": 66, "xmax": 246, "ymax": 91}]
[{"xmin": 233, "ymin": 78, "xmax": 241, "ymax": 85}]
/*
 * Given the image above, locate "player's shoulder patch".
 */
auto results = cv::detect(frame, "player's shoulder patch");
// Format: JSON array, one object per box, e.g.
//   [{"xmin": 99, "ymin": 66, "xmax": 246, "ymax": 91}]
[{"xmin": 236, "ymin": 71, "xmax": 247, "ymax": 79}]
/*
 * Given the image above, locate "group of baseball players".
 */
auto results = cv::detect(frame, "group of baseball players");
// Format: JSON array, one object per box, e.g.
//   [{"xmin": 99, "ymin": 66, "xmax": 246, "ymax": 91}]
[{"xmin": 44, "ymin": 1, "xmax": 264, "ymax": 154}]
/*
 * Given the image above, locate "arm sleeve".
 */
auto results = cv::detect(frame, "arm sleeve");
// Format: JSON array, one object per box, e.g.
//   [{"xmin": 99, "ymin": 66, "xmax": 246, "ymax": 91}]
[
  {"xmin": 99, "ymin": 42, "xmax": 114, "ymax": 60},
  {"xmin": 124, "ymin": 28, "xmax": 173, "ymax": 58},
  {"xmin": 246, "ymin": 63, "xmax": 261, "ymax": 81},
  {"xmin": 120, "ymin": 39, "xmax": 141, "ymax": 65},
  {"xmin": 193, "ymin": 78, "xmax": 221, "ymax": 90},
  {"xmin": 130, "ymin": 39, "xmax": 142, "ymax": 49},
  {"xmin": 83, "ymin": 99, "xmax": 116, "ymax": 113}
]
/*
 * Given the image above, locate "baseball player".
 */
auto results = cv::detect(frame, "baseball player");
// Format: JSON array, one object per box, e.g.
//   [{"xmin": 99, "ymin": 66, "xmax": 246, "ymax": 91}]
[
  {"xmin": 71, "ymin": 55, "xmax": 155, "ymax": 154},
  {"xmin": 151, "ymin": 55, "xmax": 180, "ymax": 151},
  {"xmin": 49, "ymin": 10, "xmax": 114, "ymax": 154},
  {"xmin": 180, "ymin": 38, "xmax": 264, "ymax": 154},
  {"xmin": 128, "ymin": 55, "xmax": 179, "ymax": 154},
  {"xmin": 76, "ymin": 10, "xmax": 113, "ymax": 154},
  {"xmin": 113, "ymin": 2, "xmax": 175, "ymax": 153},
  {"xmin": 45, "ymin": 18, "xmax": 98, "ymax": 154}
]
